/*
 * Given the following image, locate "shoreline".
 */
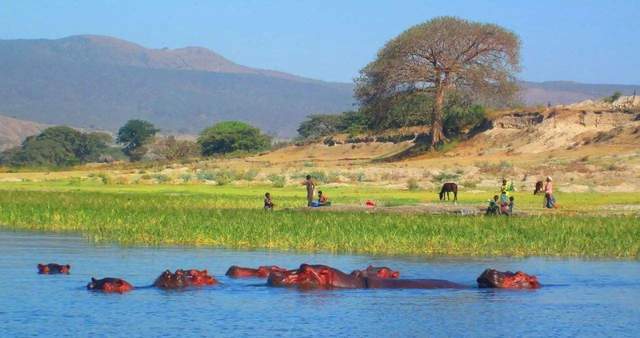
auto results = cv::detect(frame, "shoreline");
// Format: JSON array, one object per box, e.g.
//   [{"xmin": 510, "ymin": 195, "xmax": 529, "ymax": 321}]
[{"xmin": 1, "ymin": 185, "xmax": 638, "ymax": 259}]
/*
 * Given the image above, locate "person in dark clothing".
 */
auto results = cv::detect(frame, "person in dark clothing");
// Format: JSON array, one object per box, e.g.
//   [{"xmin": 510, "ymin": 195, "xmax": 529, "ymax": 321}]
[
  {"xmin": 264, "ymin": 192, "xmax": 274, "ymax": 210},
  {"xmin": 486, "ymin": 195, "xmax": 500, "ymax": 215}
]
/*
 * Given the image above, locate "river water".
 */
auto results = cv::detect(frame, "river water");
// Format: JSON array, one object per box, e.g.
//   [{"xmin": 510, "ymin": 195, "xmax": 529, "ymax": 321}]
[{"xmin": 0, "ymin": 230, "xmax": 638, "ymax": 337}]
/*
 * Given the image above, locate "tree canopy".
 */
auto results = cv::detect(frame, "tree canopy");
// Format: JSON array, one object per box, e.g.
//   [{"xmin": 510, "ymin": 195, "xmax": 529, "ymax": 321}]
[
  {"xmin": 297, "ymin": 111, "xmax": 367, "ymax": 139},
  {"xmin": 198, "ymin": 121, "xmax": 271, "ymax": 155},
  {"xmin": 1, "ymin": 126, "xmax": 111, "ymax": 167},
  {"xmin": 355, "ymin": 16, "xmax": 520, "ymax": 146},
  {"xmin": 116, "ymin": 119, "xmax": 159, "ymax": 161}
]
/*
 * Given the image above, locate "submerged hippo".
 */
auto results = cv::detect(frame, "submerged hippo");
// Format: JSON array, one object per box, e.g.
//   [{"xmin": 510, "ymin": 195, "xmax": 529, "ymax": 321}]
[
  {"xmin": 477, "ymin": 269, "xmax": 541, "ymax": 289},
  {"xmin": 226, "ymin": 264, "xmax": 400, "ymax": 280},
  {"xmin": 268, "ymin": 264, "xmax": 540, "ymax": 290},
  {"xmin": 350, "ymin": 265, "xmax": 400, "ymax": 279},
  {"xmin": 37, "ymin": 263, "xmax": 70, "ymax": 274},
  {"xmin": 226, "ymin": 265, "xmax": 289, "ymax": 278},
  {"xmin": 87, "ymin": 277, "xmax": 133, "ymax": 293},
  {"xmin": 268, "ymin": 264, "xmax": 367, "ymax": 289},
  {"xmin": 153, "ymin": 269, "xmax": 217, "ymax": 289}
]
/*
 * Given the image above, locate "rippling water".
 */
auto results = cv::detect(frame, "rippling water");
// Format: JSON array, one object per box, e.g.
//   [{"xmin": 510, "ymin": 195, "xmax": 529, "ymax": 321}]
[{"xmin": 1, "ymin": 230, "xmax": 638, "ymax": 337}]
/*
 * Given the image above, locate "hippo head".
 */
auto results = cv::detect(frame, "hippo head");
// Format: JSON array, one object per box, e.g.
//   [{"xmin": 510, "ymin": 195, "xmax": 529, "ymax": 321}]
[
  {"xmin": 37, "ymin": 263, "xmax": 71, "ymax": 274},
  {"xmin": 186, "ymin": 269, "xmax": 217, "ymax": 286},
  {"xmin": 257, "ymin": 266, "xmax": 288, "ymax": 277},
  {"xmin": 364, "ymin": 266, "xmax": 400, "ymax": 279},
  {"xmin": 87, "ymin": 277, "xmax": 133, "ymax": 293},
  {"xmin": 477, "ymin": 269, "xmax": 540, "ymax": 289},
  {"xmin": 154, "ymin": 269, "xmax": 180, "ymax": 288},
  {"xmin": 37, "ymin": 264, "xmax": 50, "ymax": 274},
  {"xmin": 267, "ymin": 264, "xmax": 335, "ymax": 289},
  {"xmin": 86, "ymin": 277, "xmax": 99, "ymax": 290}
]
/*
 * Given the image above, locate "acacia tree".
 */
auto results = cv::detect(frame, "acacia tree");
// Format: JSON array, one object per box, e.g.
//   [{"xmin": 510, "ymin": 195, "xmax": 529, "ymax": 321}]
[
  {"xmin": 116, "ymin": 119, "xmax": 159, "ymax": 161},
  {"xmin": 356, "ymin": 16, "xmax": 520, "ymax": 146}
]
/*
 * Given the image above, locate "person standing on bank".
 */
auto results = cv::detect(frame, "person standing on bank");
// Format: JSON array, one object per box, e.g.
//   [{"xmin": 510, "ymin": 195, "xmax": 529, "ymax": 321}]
[
  {"xmin": 302, "ymin": 175, "xmax": 315, "ymax": 207},
  {"xmin": 544, "ymin": 176, "xmax": 556, "ymax": 209}
]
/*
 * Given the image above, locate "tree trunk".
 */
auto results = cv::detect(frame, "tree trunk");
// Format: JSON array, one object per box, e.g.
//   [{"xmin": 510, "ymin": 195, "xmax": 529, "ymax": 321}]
[{"xmin": 430, "ymin": 83, "xmax": 447, "ymax": 147}]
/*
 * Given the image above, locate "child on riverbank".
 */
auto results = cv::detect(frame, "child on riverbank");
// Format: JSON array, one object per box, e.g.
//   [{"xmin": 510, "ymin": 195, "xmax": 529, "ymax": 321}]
[
  {"xmin": 264, "ymin": 192, "xmax": 274, "ymax": 210},
  {"xmin": 486, "ymin": 195, "xmax": 500, "ymax": 215}
]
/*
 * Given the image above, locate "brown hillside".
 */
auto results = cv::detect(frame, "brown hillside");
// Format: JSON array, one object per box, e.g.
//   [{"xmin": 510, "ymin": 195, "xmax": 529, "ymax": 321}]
[{"xmin": 0, "ymin": 115, "xmax": 48, "ymax": 150}]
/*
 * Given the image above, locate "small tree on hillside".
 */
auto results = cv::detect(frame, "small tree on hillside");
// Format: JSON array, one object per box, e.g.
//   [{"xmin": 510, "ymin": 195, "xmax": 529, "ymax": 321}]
[
  {"xmin": 116, "ymin": 119, "xmax": 159, "ymax": 161},
  {"xmin": 356, "ymin": 16, "xmax": 520, "ymax": 147},
  {"xmin": 198, "ymin": 121, "xmax": 271, "ymax": 156}
]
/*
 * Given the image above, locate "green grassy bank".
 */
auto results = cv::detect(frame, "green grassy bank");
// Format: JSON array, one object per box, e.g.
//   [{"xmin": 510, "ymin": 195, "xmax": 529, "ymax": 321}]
[{"xmin": 0, "ymin": 182, "xmax": 638, "ymax": 258}]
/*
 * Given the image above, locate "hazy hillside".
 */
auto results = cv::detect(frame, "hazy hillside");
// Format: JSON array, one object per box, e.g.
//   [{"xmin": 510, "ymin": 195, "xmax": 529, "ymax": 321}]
[
  {"xmin": 0, "ymin": 115, "xmax": 48, "ymax": 150},
  {"xmin": 0, "ymin": 35, "xmax": 637, "ymax": 137},
  {"xmin": 519, "ymin": 81, "xmax": 640, "ymax": 105},
  {"xmin": 0, "ymin": 35, "xmax": 355, "ymax": 136}
]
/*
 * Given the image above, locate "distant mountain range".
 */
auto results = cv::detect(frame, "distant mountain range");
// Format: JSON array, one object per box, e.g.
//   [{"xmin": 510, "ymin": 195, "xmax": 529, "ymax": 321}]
[
  {"xmin": 519, "ymin": 81, "xmax": 639, "ymax": 106},
  {"xmin": 0, "ymin": 35, "xmax": 354, "ymax": 137},
  {"xmin": 0, "ymin": 35, "xmax": 638, "ymax": 139}
]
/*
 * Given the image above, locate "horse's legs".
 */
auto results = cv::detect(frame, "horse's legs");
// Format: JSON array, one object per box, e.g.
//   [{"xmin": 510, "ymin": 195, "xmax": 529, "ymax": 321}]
[{"xmin": 454, "ymin": 191, "xmax": 457, "ymax": 202}]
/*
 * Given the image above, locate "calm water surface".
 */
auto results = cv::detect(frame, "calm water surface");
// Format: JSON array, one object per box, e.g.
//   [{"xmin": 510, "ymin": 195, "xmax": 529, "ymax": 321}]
[{"xmin": 1, "ymin": 230, "xmax": 639, "ymax": 337}]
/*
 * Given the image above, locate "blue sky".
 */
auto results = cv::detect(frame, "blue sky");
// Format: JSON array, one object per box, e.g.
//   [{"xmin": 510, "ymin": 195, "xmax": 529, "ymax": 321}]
[{"xmin": 1, "ymin": 0, "xmax": 638, "ymax": 84}]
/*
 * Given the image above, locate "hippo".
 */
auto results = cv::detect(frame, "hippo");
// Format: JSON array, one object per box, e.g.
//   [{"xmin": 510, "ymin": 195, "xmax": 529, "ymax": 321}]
[
  {"xmin": 37, "ymin": 263, "xmax": 70, "ymax": 274},
  {"xmin": 87, "ymin": 277, "xmax": 133, "ymax": 293},
  {"xmin": 268, "ymin": 264, "xmax": 366, "ymax": 289},
  {"xmin": 350, "ymin": 265, "xmax": 400, "ymax": 279},
  {"xmin": 226, "ymin": 265, "xmax": 289, "ymax": 278},
  {"xmin": 477, "ymin": 269, "xmax": 540, "ymax": 289},
  {"xmin": 268, "ymin": 264, "xmax": 540, "ymax": 290},
  {"xmin": 153, "ymin": 269, "xmax": 217, "ymax": 289}
]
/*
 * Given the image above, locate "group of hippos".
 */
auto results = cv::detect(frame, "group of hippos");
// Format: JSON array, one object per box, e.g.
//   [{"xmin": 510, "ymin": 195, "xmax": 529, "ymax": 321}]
[{"xmin": 37, "ymin": 263, "xmax": 541, "ymax": 293}]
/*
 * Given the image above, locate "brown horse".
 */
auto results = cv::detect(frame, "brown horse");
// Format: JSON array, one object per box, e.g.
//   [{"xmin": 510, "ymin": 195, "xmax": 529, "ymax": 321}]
[
  {"xmin": 534, "ymin": 181, "xmax": 544, "ymax": 195},
  {"xmin": 439, "ymin": 183, "xmax": 458, "ymax": 202}
]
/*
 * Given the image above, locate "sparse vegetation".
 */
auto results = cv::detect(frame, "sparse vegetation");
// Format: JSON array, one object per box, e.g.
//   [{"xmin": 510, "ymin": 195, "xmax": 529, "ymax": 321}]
[
  {"xmin": 267, "ymin": 174, "xmax": 286, "ymax": 187},
  {"xmin": 604, "ymin": 91, "xmax": 623, "ymax": 103},
  {"xmin": 407, "ymin": 178, "xmax": 420, "ymax": 191}
]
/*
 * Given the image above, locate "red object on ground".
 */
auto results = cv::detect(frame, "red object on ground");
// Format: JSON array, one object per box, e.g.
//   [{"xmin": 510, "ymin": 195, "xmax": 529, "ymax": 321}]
[{"xmin": 365, "ymin": 200, "xmax": 376, "ymax": 207}]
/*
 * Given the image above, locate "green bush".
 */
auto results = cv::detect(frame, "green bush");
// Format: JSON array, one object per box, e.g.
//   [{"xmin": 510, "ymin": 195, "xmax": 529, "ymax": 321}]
[
  {"xmin": 196, "ymin": 170, "xmax": 215, "ymax": 181},
  {"xmin": 604, "ymin": 91, "xmax": 623, "ymax": 103},
  {"xmin": 242, "ymin": 169, "xmax": 259, "ymax": 181},
  {"xmin": 213, "ymin": 170, "xmax": 235, "ymax": 186},
  {"xmin": 267, "ymin": 174, "xmax": 286, "ymax": 188},
  {"xmin": 180, "ymin": 173, "xmax": 193, "ymax": 183},
  {"xmin": 198, "ymin": 121, "xmax": 271, "ymax": 156}
]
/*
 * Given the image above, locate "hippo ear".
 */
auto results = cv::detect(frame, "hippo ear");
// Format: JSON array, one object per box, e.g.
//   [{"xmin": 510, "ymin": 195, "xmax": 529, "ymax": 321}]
[
  {"xmin": 65, "ymin": 265, "xmax": 70, "ymax": 269},
  {"xmin": 91, "ymin": 277, "xmax": 96, "ymax": 282}
]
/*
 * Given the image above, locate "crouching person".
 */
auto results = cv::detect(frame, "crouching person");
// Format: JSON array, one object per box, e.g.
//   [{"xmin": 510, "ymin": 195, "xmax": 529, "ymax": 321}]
[{"xmin": 486, "ymin": 195, "xmax": 500, "ymax": 215}]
